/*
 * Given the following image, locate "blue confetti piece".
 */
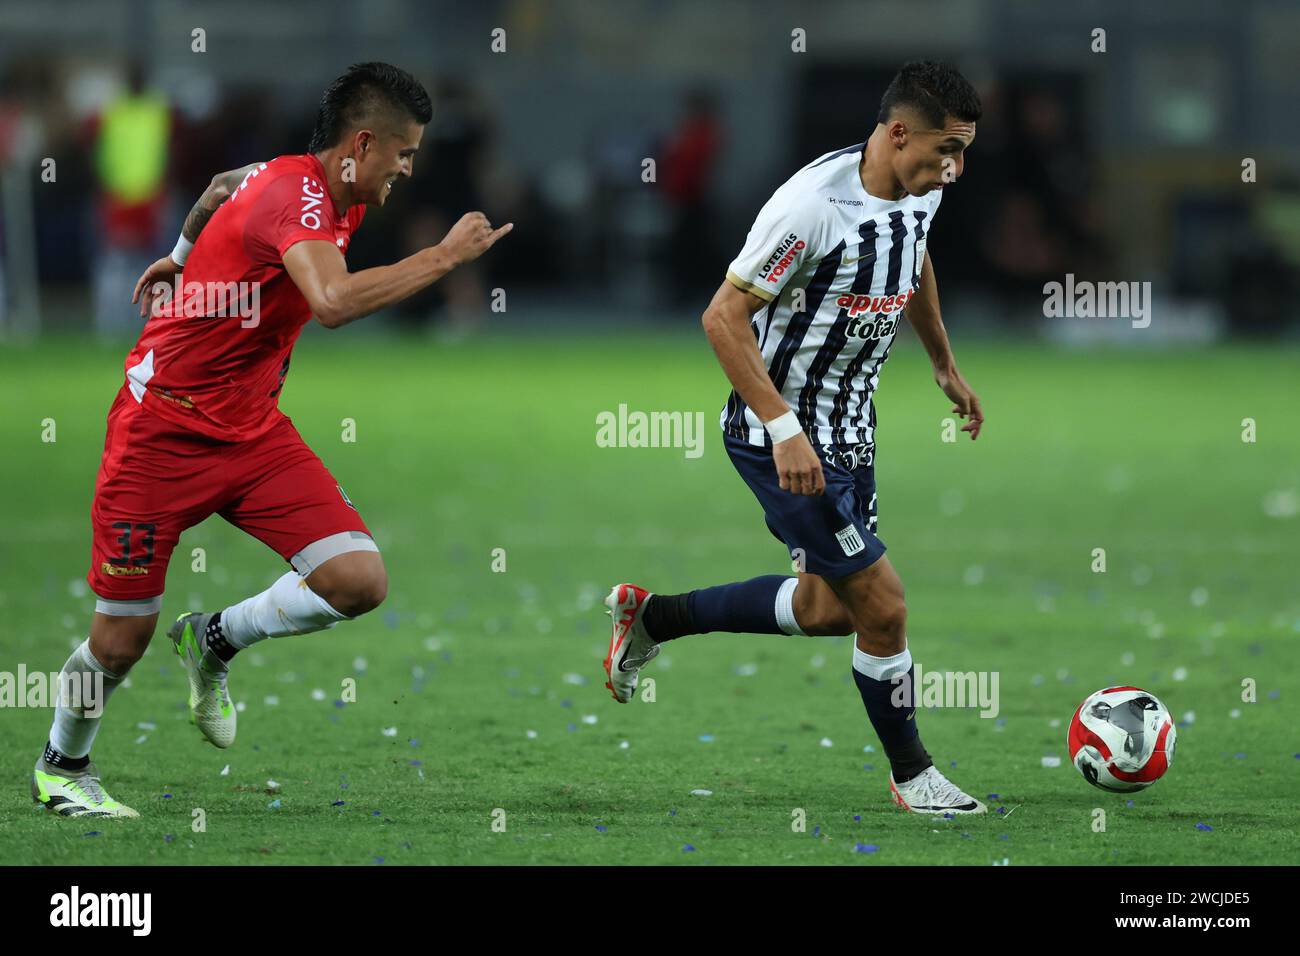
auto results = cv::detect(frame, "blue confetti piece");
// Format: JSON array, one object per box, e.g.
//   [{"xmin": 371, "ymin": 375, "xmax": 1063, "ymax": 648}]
[
  {"xmin": 561, "ymin": 699, "xmax": 573, "ymax": 709},
  {"xmin": 949, "ymin": 760, "xmax": 957, "ymax": 769},
  {"xmin": 1195, "ymin": 822, "xmax": 1213, "ymax": 832},
  {"xmin": 995, "ymin": 718, "xmax": 1006, "ymax": 728},
  {"xmin": 83, "ymin": 831, "xmax": 101, "ymax": 838},
  {"xmin": 332, "ymin": 800, "xmax": 346, "ymax": 807},
  {"xmin": 162, "ymin": 793, "xmax": 172, "ymax": 799},
  {"xmin": 408, "ymin": 760, "xmax": 423, "ymax": 767},
  {"xmin": 374, "ymin": 855, "xmax": 386, "ymax": 864},
  {"xmin": 408, "ymin": 739, "xmax": 419, "ymax": 747},
  {"xmin": 267, "ymin": 799, "xmax": 281, "ymax": 809},
  {"xmin": 863, "ymin": 764, "xmax": 874, "ymax": 771},
  {"xmin": 1234, "ymin": 752, "xmax": 1247, "ymax": 759},
  {"xmin": 668, "ymin": 809, "xmax": 677, "ymax": 817},
  {"xmin": 334, "ymin": 700, "xmax": 346, "ymax": 708},
  {"xmin": 986, "ymin": 793, "xmax": 1000, "ymax": 800},
  {"xmin": 943, "ymin": 812, "xmax": 955, "ymax": 820},
  {"xmin": 164, "ymin": 834, "xmax": 174, "ymax": 843},
  {"xmin": 853, "ymin": 815, "xmax": 861, "ymax": 822},
  {"xmin": 1268, "ymin": 690, "xmax": 1280, "ymax": 699},
  {"xmin": 698, "ymin": 734, "xmax": 715, "ymax": 743},
  {"xmin": 998, "ymin": 833, "xmax": 1009, "ymax": 841},
  {"xmin": 594, "ymin": 825, "xmax": 608, "ymax": 832},
  {"xmin": 1126, "ymin": 800, "xmax": 1135, "ymax": 808},
  {"xmin": 371, "ymin": 810, "xmax": 381, "ymax": 817},
  {"xmin": 853, "ymin": 843, "xmax": 879, "ymax": 854},
  {"xmin": 683, "ymin": 844, "xmax": 696, "ymax": 852},
  {"xmin": 812, "ymin": 826, "xmax": 821, "ymax": 836},
  {"xmin": 566, "ymin": 723, "xmax": 578, "ymax": 732}
]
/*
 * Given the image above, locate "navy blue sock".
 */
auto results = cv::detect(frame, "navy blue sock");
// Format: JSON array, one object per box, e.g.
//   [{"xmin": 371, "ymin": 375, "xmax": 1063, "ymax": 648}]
[
  {"xmin": 852, "ymin": 662, "xmax": 932, "ymax": 782},
  {"xmin": 642, "ymin": 575, "xmax": 790, "ymax": 642}
]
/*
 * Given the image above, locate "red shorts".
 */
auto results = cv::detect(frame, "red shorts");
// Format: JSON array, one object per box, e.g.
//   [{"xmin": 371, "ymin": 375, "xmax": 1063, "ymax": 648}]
[{"xmin": 88, "ymin": 387, "xmax": 372, "ymax": 602}]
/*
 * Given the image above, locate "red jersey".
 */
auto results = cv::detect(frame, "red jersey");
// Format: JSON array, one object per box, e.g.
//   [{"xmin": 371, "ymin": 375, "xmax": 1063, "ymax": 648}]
[{"xmin": 122, "ymin": 154, "xmax": 366, "ymax": 441}]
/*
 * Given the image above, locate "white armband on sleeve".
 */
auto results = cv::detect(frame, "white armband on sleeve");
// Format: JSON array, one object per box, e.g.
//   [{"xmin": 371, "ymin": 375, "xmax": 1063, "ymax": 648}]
[
  {"xmin": 764, "ymin": 409, "xmax": 802, "ymax": 444},
  {"xmin": 170, "ymin": 234, "xmax": 194, "ymax": 267}
]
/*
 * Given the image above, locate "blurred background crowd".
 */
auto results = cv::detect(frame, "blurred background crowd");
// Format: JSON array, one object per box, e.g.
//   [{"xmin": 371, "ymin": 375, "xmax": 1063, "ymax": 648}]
[{"xmin": 1, "ymin": 0, "xmax": 1297, "ymax": 340}]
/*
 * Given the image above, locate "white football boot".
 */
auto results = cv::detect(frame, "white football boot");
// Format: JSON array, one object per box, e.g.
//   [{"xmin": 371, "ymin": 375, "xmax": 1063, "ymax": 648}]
[
  {"xmin": 603, "ymin": 583, "xmax": 661, "ymax": 703},
  {"xmin": 890, "ymin": 765, "xmax": 987, "ymax": 815},
  {"xmin": 32, "ymin": 758, "xmax": 139, "ymax": 818},
  {"xmin": 169, "ymin": 612, "xmax": 237, "ymax": 748}
]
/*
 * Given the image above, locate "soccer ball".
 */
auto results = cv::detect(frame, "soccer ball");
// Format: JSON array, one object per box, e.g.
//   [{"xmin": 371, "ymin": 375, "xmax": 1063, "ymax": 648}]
[{"xmin": 1067, "ymin": 686, "xmax": 1176, "ymax": 792}]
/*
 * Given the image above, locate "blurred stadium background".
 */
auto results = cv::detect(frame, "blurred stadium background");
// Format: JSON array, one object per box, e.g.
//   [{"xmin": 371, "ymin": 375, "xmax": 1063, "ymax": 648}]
[{"xmin": 1, "ymin": 0, "xmax": 1298, "ymax": 340}]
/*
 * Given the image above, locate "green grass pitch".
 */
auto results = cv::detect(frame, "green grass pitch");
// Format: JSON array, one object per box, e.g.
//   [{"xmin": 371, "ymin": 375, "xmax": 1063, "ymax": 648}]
[{"xmin": 1, "ymin": 329, "xmax": 1297, "ymax": 865}]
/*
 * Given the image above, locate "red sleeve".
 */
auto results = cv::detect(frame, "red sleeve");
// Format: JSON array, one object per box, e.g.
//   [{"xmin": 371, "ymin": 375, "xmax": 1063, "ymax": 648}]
[{"xmin": 244, "ymin": 171, "xmax": 339, "ymax": 264}]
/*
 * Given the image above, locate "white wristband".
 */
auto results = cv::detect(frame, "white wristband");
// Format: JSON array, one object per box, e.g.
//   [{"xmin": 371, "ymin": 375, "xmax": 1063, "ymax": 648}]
[
  {"xmin": 170, "ymin": 234, "xmax": 194, "ymax": 267},
  {"xmin": 764, "ymin": 409, "xmax": 802, "ymax": 444}
]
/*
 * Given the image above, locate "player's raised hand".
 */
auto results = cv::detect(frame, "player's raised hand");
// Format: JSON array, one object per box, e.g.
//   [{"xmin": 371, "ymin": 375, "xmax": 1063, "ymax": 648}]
[
  {"xmin": 131, "ymin": 255, "xmax": 183, "ymax": 319},
  {"xmin": 935, "ymin": 363, "xmax": 984, "ymax": 440},
  {"xmin": 439, "ymin": 212, "xmax": 513, "ymax": 267},
  {"xmin": 774, "ymin": 431, "xmax": 826, "ymax": 496}
]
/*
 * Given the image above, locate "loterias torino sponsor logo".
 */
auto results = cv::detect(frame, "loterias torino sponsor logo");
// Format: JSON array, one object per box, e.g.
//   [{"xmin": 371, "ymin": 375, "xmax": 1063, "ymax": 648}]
[{"xmin": 759, "ymin": 233, "xmax": 805, "ymax": 284}]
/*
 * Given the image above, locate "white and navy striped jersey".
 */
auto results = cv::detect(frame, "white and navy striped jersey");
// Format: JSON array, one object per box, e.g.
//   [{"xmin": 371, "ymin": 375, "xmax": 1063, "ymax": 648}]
[{"xmin": 721, "ymin": 143, "xmax": 942, "ymax": 447}]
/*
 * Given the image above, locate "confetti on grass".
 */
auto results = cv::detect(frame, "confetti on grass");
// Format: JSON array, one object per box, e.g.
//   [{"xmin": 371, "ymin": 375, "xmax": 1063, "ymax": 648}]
[
  {"xmin": 689, "ymin": 789, "xmax": 713, "ymax": 797},
  {"xmin": 1195, "ymin": 822, "xmax": 1213, "ymax": 832},
  {"xmin": 853, "ymin": 844, "xmax": 879, "ymax": 854}
]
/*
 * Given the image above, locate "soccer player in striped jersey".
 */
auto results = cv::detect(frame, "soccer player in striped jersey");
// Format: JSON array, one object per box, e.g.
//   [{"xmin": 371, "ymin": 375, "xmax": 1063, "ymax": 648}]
[
  {"xmin": 604, "ymin": 62, "xmax": 988, "ymax": 815},
  {"xmin": 31, "ymin": 63, "xmax": 510, "ymax": 818}
]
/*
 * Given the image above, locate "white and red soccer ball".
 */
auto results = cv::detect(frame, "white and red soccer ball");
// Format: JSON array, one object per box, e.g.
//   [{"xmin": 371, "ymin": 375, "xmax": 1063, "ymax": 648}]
[{"xmin": 1068, "ymin": 686, "xmax": 1176, "ymax": 792}]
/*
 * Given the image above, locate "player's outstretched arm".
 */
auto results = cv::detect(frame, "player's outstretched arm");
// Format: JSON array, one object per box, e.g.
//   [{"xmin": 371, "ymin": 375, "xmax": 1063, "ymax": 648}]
[
  {"xmin": 131, "ymin": 162, "xmax": 268, "ymax": 318},
  {"xmin": 702, "ymin": 279, "xmax": 825, "ymax": 496},
  {"xmin": 284, "ymin": 211, "xmax": 511, "ymax": 329},
  {"xmin": 905, "ymin": 250, "xmax": 983, "ymax": 439}
]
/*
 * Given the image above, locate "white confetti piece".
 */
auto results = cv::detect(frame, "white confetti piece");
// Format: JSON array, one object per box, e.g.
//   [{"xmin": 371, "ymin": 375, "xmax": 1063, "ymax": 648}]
[
  {"xmin": 1181, "ymin": 710, "xmax": 1196, "ymax": 725},
  {"xmin": 311, "ymin": 688, "xmax": 327, "ymax": 701},
  {"xmin": 562, "ymin": 673, "xmax": 587, "ymax": 686},
  {"xmin": 619, "ymin": 740, "xmax": 630, "ymax": 750},
  {"xmin": 581, "ymin": 714, "xmax": 598, "ymax": 725},
  {"xmin": 689, "ymin": 789, "xmax": 713, "ymax": 797},
  {"xmin": 134, "ymin": 734, "xmax": 148, "ymax": 745},
  {"xmin": 381, "ymin": 726, "xmax": 398, "ymax": 737},
  {"xmin": 220, "ymin": 764, "xmax": 230, "ymax": 776},
  {"xmin": 353, "ymin": 657, "xmax": 368, "ymax": 672},
  {"xmin": 266, "ymin": 779, "xmax": 281, "ymax": 792},
  {"xmin": 263, "ymin": 695, "xmax": 280, "ymax": 706},
  {"xmin": 1172, "ymin": 667, "xmax": 1188, "ymax": 682},
  {"xmin": 819, "ymin": 737, "xmax": 833, "ymax": 748},
  {"xmin": 734, "ymin": 662, "xmax": 758, "ymax": 677},
  {"xmin": 235, "ymin": 701, "xmax": 247, "ymax": 713},
  {"xmin": 1229, "ymin": 708, "xmax": 1241, "ymax": 718},
  {"xmin": 1041, "ymin": 756, "xmax": 1062, "ymax": 768},
  {"xmin": 525, "ymin": 729, "xmax": 538, "ymax": 739}
]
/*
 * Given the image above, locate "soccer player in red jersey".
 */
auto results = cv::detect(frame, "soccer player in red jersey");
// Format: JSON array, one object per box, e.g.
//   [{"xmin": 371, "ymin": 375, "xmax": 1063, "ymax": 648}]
[{"xmin": 32, "ymin": 63, "xmax": 511, "ymax": 818}]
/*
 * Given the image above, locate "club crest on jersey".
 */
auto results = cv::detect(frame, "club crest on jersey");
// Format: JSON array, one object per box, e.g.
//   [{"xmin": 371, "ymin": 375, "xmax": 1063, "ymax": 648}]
[{"xmin": 835, "ymin": 524, "xmax": 866, "ymax": 557}]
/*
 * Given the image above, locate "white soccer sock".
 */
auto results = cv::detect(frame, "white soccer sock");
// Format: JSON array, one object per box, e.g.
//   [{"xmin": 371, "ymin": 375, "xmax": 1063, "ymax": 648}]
[
  {"xmin": 48, "ymin": 640, "xmax": 124, "ymax": 760},
  {"xmin": 775, "ymin": 577, "xmax": 806, "ymax": 635},
  {"xmin": 851, "ymin": 643, "xmax": 912, "ymax": 681},
  {"xmin": 220, "ymin": 570, "xmax": 349, "ymax": 648}
]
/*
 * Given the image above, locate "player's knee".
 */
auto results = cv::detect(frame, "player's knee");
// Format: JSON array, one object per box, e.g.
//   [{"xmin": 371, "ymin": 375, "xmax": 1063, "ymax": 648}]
[
  {"xmin": 869, "ymin": 596, "xmax": 907, "ymax": 642},
  {"xmin": 91, "ymin": 621, "xmax": 154, "ymax": 675},
  {"xmin": 332, "ymin": 566, "xmax": 388, "ymax": 618}
]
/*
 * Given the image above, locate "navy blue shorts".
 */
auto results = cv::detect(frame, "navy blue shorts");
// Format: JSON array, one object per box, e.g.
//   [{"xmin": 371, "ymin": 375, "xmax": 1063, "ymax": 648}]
[{"xmin": 724, "ymin": 433, "xmax": 886, "ymax": 580}]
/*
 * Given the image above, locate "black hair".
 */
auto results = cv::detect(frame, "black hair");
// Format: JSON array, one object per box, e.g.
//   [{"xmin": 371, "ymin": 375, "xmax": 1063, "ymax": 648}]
[
  {"xmin": 308, "ymin": 62, "xmax": 432, "ymax": 153},
  {"xmin": 877, "ymin": 61, "xmax": 982, "ymax": 128}
]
